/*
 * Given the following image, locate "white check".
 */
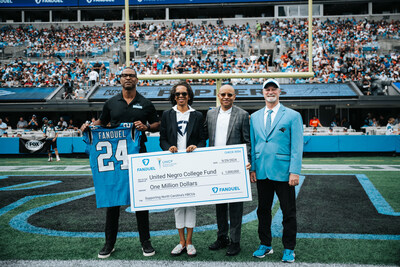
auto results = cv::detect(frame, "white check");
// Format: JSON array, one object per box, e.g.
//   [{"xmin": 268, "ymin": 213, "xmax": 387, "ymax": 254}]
[{"xmin": 128, "ymin": 144, "xmax": 252, "ymax": 211}]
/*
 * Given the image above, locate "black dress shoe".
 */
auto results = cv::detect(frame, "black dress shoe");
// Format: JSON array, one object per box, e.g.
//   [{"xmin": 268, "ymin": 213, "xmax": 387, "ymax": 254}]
[
  {"xmin": 208, "ymin": 236, "xmax": 230, "ymax": 250},
  {"xmin": 98, "ymin": 244, "xmax": 115, "ymax": 259},
  {"xmin": 226, "ymin": 242, "xmax": 241, "ymax": 256}
]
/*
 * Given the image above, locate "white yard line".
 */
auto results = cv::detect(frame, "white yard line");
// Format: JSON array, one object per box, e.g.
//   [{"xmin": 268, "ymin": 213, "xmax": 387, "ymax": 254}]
[
  {"xmin": 0, "ymin": 260, "xmax": 394, "ymax": 267},
  {"xmin": 1, "ymin": 164, "xmax": 399, "ymax": 172}
]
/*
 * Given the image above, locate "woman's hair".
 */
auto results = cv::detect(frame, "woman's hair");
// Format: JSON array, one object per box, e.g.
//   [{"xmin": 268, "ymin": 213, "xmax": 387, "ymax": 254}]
[{"xmin": 169, "ymin": 81, "xmax": 194, "ymax": 106}]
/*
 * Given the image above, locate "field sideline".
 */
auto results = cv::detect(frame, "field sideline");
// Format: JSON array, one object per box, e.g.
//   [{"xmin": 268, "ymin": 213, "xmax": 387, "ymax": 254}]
[{"xmin": 0, "ymin": 156, "xmax": 399, "ymax": 266}]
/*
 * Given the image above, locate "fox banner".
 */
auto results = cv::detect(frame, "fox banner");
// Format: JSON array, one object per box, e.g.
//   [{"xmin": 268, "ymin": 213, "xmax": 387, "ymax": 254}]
[{"xmin": 19, "ymin": 138, "xmax": 51, "ymax": 154}]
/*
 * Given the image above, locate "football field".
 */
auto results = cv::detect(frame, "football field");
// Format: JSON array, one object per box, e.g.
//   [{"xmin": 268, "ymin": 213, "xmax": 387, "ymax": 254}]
[{"xmin": 0, "ymin": 156, "xmax": 399, "ymax": 266}]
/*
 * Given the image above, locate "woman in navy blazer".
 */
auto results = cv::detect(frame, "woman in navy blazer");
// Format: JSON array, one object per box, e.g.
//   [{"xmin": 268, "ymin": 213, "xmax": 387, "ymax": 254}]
[{"xmin": 160, "ymin": 81, "xmax": 206, "ymax": 257}]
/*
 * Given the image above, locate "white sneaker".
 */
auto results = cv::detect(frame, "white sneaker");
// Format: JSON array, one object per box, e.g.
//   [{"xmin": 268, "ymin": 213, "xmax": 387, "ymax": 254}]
[
  {"xmin": 56, "ymin": 157, "xmax": 61, "ymax": 161},
  {"xmin": 171, "ymin": 244, "xmax": 185, "ymax": 256},
  {"xmin": 48, "ymin": 157, "xmax": 53, "ymax": 162},
  {"xmin": 186, "ymin": 244, "xmax": 197, "ymax": 257}
]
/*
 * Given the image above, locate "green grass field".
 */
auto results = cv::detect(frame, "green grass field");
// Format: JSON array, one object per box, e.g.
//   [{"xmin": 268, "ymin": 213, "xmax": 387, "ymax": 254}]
[{"xmin": 0, "ymin": 156, "xmax": 399, "ymax": 265}]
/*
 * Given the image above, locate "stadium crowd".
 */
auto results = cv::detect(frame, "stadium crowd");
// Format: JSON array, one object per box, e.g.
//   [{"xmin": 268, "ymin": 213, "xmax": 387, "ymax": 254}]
[
  {"xmin": 0, "ymin": 18, "xmax": 399, "ymax": 91},
  {"xmin": 1, "ymin": 25, "xmax": 124, "ymax": 57},
  {"xmin": 263, "ymin": 18, "xmax": 400, "ymax": 90}
]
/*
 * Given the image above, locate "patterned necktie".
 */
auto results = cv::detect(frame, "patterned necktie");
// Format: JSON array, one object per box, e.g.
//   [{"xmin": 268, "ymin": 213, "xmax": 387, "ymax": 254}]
[{"xmin": 266, "ymin": 110, "xmax": 273, "ymax": 134}]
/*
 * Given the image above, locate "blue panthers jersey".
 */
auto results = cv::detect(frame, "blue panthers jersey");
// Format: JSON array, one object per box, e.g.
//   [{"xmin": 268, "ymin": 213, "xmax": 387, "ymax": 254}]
[{"xmin": 83, "ymin": 123, "xmax": 141, "ymax": 208}]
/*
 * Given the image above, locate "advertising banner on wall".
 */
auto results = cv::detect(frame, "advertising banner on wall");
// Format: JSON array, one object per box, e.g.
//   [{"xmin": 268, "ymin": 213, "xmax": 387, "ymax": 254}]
[
  {"xmin": 1, "ymin": 0, "xmax": 294, "ymax": 8},
  {"xmin": 0, "ymin": 0, "xmax": 78, "ymax": 8},
  {"xmin": 0, "ymin": 87, "xmax": 56, "ymax": 102},
  {"xmin": 130, "ymin": 0, "xmax": 285, "ymax": 5},
  {"xmin": 90, "ymin": 83, "xmax": 357, "ymax": 101},
  {"xmin": 78, "ymin": 0, "xmax": 124, "ymax": 6},
  {"xmin": 19, "ymin": 137, "xmax": 51, "ymax": 154}
]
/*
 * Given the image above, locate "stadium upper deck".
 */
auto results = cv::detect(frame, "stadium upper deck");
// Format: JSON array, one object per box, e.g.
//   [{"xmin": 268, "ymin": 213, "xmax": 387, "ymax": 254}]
[{"xmin": 0, "ymin": 0, "xmax": 399, "ymax": 24}]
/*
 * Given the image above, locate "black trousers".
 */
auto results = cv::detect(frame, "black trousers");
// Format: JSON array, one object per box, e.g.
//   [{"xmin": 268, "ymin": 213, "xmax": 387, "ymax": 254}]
[
  {"xmin": 105, "ymin": 206, "xmax": 150, "ymax": 246},
  {"xmin": 216, "ymin": 202, "xmax": 243, "ymax": 243},
  {"xmin": 256, "ymin": 178, "xmax": 296, "ymax": 250}
]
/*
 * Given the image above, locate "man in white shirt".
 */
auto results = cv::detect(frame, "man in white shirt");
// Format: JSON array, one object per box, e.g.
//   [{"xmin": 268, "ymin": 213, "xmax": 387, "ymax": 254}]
[
  {"xmin": 205, "ymin": 85, "xmax": 251, "ymax": 256},
  {"xmin": 386, "ymin": 117, "xmax": 398, "ymax": 135},
  {"xmin": 16, "ymin": 117, "xmax": 28, "ymax": 129},
  {"xmin": 88, "ymin": 68, "xmax": 99, "ymax": 86}
]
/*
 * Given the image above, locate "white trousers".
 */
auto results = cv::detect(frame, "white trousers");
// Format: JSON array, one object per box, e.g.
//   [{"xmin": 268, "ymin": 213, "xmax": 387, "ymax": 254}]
[{"xmin": 174, "ymin": 206, "xmax": 196, "ymax": 229}]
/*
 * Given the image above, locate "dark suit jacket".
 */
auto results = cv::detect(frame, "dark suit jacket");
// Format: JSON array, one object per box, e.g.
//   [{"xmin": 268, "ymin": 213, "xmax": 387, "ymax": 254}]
[
  {"xmin": 205, "ymin": 105, "xmax": 251, "ymax": 161},
  {"xmin": 160, "ymin": 108, "xmax": 207, "ymax": 151}
]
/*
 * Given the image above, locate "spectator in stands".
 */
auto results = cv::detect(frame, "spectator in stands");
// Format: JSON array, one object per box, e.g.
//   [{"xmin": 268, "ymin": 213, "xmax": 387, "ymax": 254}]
[
  {"xmin": 16, "ymin": 117, "xmax": 28, "ymax": 129},
  {"xmin": 341, "ymin": 117, "xmax": 351, "ymax": 129},
  {"xmin": 386, "ymin": 117, "xmax": 398, "ymax": 135},
  {"xmin": 41, "ymin": 117, "xmax": 49, "ymax": 132},
  {"xmin": 330, "ymin": 118, "xmax": 338, "ymax": 127},
  {"xmin": 363, "ymin": 113, "xmax": 373, "ymax": 127},
  {"xmin": 63, "ymin": 75, "xmax": 75, "ymax": 100},
  {"xmin": 113, "ymin": 52, "xmax": 120, "ymax": 66},
  {"xmin": 75, "ymin": 85, "xmax": 86, "ymax": 99},
  {"xmin": 28, "ymin": 115, "xmax": 40, "ymax": 130},
  {"xmin": 67, "ymin": 119, "xmax": 78, "ymax": 131},
  {"xmin": 309, "ymin": 116, "xmax": 323, "ymax": 127},
  {"xmin": 4, "ymin": 117, "xmax": 11, "ymax": 126},
  {"xmin": 371, "ymin": 117, "xmax": 379, "ymax": 127},
  {"xmin": 88, "ymin": 68, "xmax": 99, "ymax": 86},
  {"xmin": 93, "ymin": 61, "xmax": 103, "ymax": 74},
  {"xmin": 57, "ymin": 117, "xmax": 68, "ymax": 131},
  {"xmin": 0, "ymin": 118, "xmax": 8, "ymax": 137},
  {"xmin": 43, "ymin": 120, "xmax": 60, "ymax": 162},
  {"xmin": 90, "ymin": 117, "xmax": 97, "ymax": 125},
  {"xmin": 378, "ymin": 115, "xmax": 386, "ymax": 127},
  {"xmin": 395, "ymin": 114, "xmax": 400, "ymax": 125}
]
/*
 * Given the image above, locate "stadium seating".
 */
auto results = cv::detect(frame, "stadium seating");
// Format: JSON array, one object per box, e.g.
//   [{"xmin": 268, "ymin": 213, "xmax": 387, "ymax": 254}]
[{"xmin": 1, "ymin": 18, "xmax": 399, "ymax": 89}]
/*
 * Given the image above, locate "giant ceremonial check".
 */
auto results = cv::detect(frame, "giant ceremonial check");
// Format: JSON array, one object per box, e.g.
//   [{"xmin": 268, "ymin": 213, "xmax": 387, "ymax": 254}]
[{"xmin": 128, "ymin": 144, "xmax": 251, "ymax": 211}]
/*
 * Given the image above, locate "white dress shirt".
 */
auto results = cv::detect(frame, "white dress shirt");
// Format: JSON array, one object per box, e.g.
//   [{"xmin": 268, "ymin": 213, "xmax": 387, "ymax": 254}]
[
  {"xmin": 214, "ymin": 107, "xmax": 232, "ymax": 146},
  {"xmin": 264, "ymin": 102, "xmax": 281, "ymax": 128}
]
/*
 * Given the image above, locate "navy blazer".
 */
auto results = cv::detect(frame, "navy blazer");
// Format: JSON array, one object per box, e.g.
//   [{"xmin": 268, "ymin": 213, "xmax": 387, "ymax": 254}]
[{"xmin": 160, "ymin": 108, "xmax": 207, "ymax": 151}]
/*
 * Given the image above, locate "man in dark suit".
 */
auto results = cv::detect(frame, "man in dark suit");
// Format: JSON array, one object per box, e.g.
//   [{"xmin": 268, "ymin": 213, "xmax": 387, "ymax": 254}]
[
  {"xmin": 205, "ymin": 84, "xmax": 251, "ymax": 256},
  {"xmin": 250, "ymin": 79, "xmax": 303, "ymax": 263}
]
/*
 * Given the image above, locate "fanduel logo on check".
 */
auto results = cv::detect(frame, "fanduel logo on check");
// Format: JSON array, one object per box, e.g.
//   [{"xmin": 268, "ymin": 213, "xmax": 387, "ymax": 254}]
[
  {"xmin": 212, "ymin": 186, "xmax": 240, "ymax": 193},
  {"xmin": 137, "ymin": 158, "xmax": 156, "ymax": 172}
]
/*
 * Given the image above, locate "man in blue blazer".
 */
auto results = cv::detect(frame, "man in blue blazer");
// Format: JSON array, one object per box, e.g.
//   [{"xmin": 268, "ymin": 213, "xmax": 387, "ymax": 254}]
[{"xmin": 250, "ymin": 79, "xmax": 303, "ymax": 263}]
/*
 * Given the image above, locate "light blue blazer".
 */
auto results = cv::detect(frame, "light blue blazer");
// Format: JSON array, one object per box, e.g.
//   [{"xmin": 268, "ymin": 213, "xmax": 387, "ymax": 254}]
[{"xmin": 250, "ymin": 104, "xmax": 303, "ymax": 182}]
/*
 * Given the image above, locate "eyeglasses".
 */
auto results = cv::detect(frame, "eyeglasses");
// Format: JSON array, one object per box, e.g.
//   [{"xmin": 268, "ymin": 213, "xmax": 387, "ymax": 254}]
[
  {"xmin": 121, "ymin": 74, "xmax": 136, "ymax": 78},
  {"xmin": 175, "ymin": 92, "xmax": 188, "ymax": 97},
  {"xmin": 220, "ymin": 93, "xmax": 234, "ymax": 97}
]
